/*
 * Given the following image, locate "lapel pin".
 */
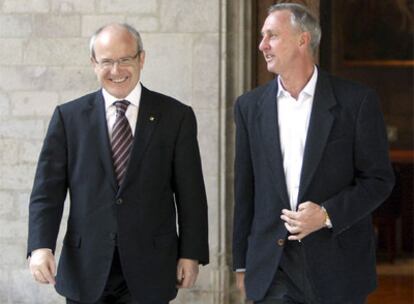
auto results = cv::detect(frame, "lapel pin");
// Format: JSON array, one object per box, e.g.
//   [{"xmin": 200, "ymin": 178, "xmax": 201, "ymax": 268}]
[{"xmin": 149, "ymin": 116, "xmax": 155, "ymax": 122}]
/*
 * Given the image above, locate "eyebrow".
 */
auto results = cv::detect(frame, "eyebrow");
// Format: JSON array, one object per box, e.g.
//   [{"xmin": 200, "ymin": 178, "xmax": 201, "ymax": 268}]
[
  {"xmin": 98, "ymin": 53, "xmax": 138, "ymax": 61},
  {"xmin": 261, "ymin": 30, "xmax": 277, "ymax": 36}
]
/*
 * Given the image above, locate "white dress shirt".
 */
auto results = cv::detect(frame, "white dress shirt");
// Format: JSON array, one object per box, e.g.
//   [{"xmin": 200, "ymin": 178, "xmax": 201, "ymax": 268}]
[
  {"xmin": 102, "ymin": 83, "xmax": 142, "ymax": 138},
  {"xmin": 277, "ymin": 67, "xmax": 318, "ymax": 211}
]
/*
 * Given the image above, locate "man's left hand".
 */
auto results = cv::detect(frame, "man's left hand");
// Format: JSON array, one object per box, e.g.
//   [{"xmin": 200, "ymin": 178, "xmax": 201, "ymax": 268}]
[
  {"xmin": 176, "ymin": 258, "xmax": 199, "ymax": 288},
  {"xmin": 281, "ymin": 201, "xmax": 327, "ymax": 241}
]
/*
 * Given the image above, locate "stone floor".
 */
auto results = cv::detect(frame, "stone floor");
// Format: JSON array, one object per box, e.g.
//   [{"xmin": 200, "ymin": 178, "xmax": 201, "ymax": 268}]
[{"xmin": 367, "ymin": 257, "xmax": 414, "ymax": 304}]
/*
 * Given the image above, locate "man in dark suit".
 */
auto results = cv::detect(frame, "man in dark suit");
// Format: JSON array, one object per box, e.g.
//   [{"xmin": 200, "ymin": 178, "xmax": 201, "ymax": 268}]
[
  {"xmin": 232, "ymin": 3, "xmax": 394, "ymax": 304},
  {"xmin": 28, "ymin": 23, "xmax": 209, "ymax": 304}
]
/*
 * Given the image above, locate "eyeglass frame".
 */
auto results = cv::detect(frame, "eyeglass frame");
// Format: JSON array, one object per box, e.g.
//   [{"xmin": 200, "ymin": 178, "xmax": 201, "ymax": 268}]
[{"xmin": 93, "ymin": 50, "xmax": 142, "ymax": 69}]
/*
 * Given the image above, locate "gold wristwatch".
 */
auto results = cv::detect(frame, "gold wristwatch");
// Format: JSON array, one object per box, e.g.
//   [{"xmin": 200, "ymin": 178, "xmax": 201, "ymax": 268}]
[{"xmin": 321, "ymin": 206, "xmax": 332, "ymax": 228}]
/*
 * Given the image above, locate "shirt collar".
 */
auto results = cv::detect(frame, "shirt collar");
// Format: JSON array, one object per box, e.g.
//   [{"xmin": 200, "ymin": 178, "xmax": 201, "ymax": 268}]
[
  {"xmin": 277, "ymin": 66, "xmax": 318, "ymax": 99},
  {"xmin": 103, "ymin": 82, "xmax": 142, "ymax": 110}
]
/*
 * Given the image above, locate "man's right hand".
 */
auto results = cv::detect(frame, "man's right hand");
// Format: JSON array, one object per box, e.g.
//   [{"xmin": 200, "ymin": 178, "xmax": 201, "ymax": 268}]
[
  {"xmin": 235, "ymin": 272, "xmax": 246, "ymax": 297},
  {"xmin": 29, "ymin": 248, "xmax": 56, "ymax": 285}
]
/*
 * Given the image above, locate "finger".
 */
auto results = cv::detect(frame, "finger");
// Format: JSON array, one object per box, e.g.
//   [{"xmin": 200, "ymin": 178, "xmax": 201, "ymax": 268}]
[
  {"xmin": 281, "ymin": 209, "xmax": 296, "ymax": 217},
  {"xmin": 236, "ymin": 280, "xmax": 243, "ymax": 291},
  {"xmin": 189, "ymin": 270, "xmax": 198, "ymax": 287},
  {"xmin": 297, "ymin": 202, "xmax": 310, "ymax": 210},
  {"xmin": 43, "ymin": 264, "xmax": 56, "ymax": 285},
  {"xmin": 238, "ymin": 279, "xmax": 246, "ymax": 296},
  {"xmin": 30, "ymin": 266, "xmax": 52, "ymax": 284},
  {"xmin": 240, "ymin": 284, "xmax": 246, "ymax": 295},
  {"xmin": 281, "ymin": 209, "xmax": 300, "ymax": 220},
  {"xmin": 179, "ymin": 275, "xmax": 189, "ymax": 288},
  {"xmin": 50, "ymin": 259, "xmax": 57, "ymax": 276},
  {"xmin": 288, "ymin": 233, "xmax": 302, "ymax": 241},
  {"xmin": 288, "ymin": 233, "xmax": 298, "ymax": 240},
  {"xmin": 187, "ymin": 276, "xmax": 196, "ymax": 288},
  {"xmin": 284, "ymin": 222, "xmax": 298, "ymax": 234},
  {"xmin": 281, "ymin": 216, "xmax": 300, "ymax": 228},
  {"xmin": 178, "ymin": 272, "xmax": 193, "ymax": 288},
  {"xmin": 176, "ymin": 265, "xmax": 183, "ymax": 285},
  {"xmin": 236, "ymin": 274, "xmax": 246, "ymax": 297},
  {"xmin": 184, "ymin": 265, "xmax": 198, "ymax": 288},
  {"xmin": 33, "ymin": 269, "xmax": 48, "ymax": 284},
  {"xmin": 36, "ymin": 264, "xmax": 55, "ymax": 285},
  {"xmin": 236, "ymin": 273, "xmax": 245, "ymax": 291},
  {"xmin": 287, "ymin": 222, "xmax": 305, "ymax": 236},
  {"xmin": 288, "ymin": 231, "xmax": 308, "ymax": 241},
  {"xmin": 183, "ymin": 272, "xmax": 197, "ymax": 288}
]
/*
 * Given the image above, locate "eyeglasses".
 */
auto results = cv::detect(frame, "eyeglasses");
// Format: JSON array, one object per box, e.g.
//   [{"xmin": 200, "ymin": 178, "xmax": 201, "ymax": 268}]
[{"xmin": 94, "ymin": 51, "xmax": 141, "ymax": 69}]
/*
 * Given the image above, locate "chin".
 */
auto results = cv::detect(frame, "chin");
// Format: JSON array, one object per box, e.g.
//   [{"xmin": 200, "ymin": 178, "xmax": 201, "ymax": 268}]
[
  {"xmin": 269, "ymin": 63, "xmax": 281, "ymax": 74},
  {"xmin": 266, "ymin": 67, "xmax": 277, "ymax": 75},
  {"xmin": 108, "ymin": 90, "xmax": 128, "ymax": 99},
  {"xmin": 107, "ymin": 85, "xmax": 130, "ymax": 97}
]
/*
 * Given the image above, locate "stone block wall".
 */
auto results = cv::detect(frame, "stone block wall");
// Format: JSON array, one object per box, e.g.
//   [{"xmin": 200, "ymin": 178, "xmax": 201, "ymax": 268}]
[{"xmin": 0, "ymin": 1, "xmax": 226, "ymax": 303}]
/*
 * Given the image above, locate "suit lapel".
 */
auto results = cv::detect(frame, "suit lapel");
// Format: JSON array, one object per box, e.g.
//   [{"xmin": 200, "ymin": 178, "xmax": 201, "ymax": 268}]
[
  {"xmin": 88, "ymin": 91, "xmax": 118, "ymax": 191},
  {"xmin": 298, "ymin": 70, "xmax": 336, "ymax": 202},
  {"xmin": 120, "ymin": 86, "xmax": 160, "ymax": 192},
  {"xmin": 256, "ymin": 80, "xmax": 290, "ymax": 208}
]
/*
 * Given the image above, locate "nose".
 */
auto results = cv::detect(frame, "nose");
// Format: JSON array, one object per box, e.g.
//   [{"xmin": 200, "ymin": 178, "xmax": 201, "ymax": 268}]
[
  {"xmin": 259, "ymin": 36, "xmax": 269, "ymax": 52},
  {"xmin": 110, "ymin": 61, "xmax": 120, "ymax": 73}
]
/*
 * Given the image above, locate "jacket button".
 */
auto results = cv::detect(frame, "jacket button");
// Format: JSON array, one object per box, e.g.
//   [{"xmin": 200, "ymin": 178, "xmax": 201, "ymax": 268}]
[
  {"xmin": 109, "ymin": 232, "xmax": 117, "ymax": 245},
  {"xmin": 116, "ymin": 198, "xmax": 123, "ymax": 205},
  {"xmin": 277, "ymin": 239, "xmax": 285, "ymax": 246}
]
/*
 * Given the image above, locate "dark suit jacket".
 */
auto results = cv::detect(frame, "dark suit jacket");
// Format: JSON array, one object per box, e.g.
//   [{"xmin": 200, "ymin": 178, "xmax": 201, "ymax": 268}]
[
  {"xmin": 232, "ymin": 69, "xmax": 394, "ymax": 303},
  {"xmin": 28, "ymin": 85, "xmax": 209, "ymax": 303}
]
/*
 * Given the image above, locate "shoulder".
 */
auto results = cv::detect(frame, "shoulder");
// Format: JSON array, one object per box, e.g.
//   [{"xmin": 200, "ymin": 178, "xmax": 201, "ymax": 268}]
[
  {"xmin": 57, "ymin": 90, "xmax": 100, "ymax": 113},
  {"xmin": 320, "ymin": 69, "xmax": 376, "ymax": 100},
  {"xmin": 236, "ymin": 79, "xmax": 276, "ymax": 109},
  {"xmin": 141, "ymin": 86, "xmax": 195, "ymax": 121},
  {"xmin": 317, "ymin": 69, "xmax": 380, "ymax": 116},
  {"xmin": 234, "ymin": 79, "xmax": 277, "ymax": 117},
  {"xmin": 143, "ymin": 86, "xmax": 191, "ymax": 113}
]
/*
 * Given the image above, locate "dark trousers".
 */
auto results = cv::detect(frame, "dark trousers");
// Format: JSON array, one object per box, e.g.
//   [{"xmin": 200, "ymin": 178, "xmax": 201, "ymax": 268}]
[
  {"xmin": 255, "ymin": 241, "xmax": 367, "ymax": 304},
  {"xmin": 66, "ymin": 249, "xmax": 168, "ymax": 304}
]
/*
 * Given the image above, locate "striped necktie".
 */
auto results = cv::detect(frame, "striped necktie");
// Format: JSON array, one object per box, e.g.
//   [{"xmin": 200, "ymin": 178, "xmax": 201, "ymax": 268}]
[{"xmin": 111, "ymin": 100, "xmax": 133, "ymax": 185}]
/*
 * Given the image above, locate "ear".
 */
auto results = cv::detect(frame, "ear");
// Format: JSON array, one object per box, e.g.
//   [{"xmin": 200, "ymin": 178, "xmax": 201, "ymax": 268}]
[
  {"xmin": 299, "ymin": 31, "xmax": 311, "ymax": 48},
  {"xmin": 138, "ymin": 51, "xmax": 145, "ymax": 69},
  {"xmin": 90, "ymin": 57, "xmax": 99, "ymax": 73}
]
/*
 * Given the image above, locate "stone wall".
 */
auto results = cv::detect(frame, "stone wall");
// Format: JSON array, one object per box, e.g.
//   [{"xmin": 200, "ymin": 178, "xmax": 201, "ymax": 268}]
[{"xmin": 0, "ymin": 1, "xmax": 233, "ymax": 303}]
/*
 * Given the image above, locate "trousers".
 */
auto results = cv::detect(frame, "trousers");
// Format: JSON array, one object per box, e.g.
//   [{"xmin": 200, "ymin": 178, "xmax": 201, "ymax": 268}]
[
  {"xmin": 66, "ymin": 249, "xmax": 169, "ymax": 304},
  {"xmin": 255, "ymin": 241, "xmax": 367, "ymax": 304}
]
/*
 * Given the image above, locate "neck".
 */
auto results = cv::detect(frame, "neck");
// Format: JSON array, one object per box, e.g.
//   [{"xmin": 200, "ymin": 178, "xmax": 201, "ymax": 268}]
[{"xmin": 279, "ymin": 62, "xmax": 315, "ymax": 99}]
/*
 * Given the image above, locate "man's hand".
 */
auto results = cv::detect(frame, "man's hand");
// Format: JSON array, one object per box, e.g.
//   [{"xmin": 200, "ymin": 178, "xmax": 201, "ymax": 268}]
[
  {"xmin": 176, "ymin": 258, "xmax": 199, "ymax": 288},
  {"xmin": 28, "ymin": 248, "xmax": 56, "ymax": 285},
  {"xmin": 281, "ymin": 201, "xmax": 327, "ymax": 241},
  {"xmin": 235, "ymin": 272, "xmax": 246, "ymax": 297}
]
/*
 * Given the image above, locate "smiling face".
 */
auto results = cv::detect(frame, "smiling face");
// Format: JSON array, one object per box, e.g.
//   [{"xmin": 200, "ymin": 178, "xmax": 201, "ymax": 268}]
[
  {"xmin": 259, "ymin": 10, "xmax": 303, "ymax": 76},
  {"xmin": 92, "ymin": 25, "xmax": 145, "ymax": 99}
]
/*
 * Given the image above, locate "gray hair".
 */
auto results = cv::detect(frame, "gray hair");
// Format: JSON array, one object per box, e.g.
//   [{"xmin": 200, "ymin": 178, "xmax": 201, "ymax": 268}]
[
  {"xmin": 89, "ymin": 23, "xmax": 144, "ymax": 59},
  {"xmin": 268, "ymin": 3, "xmax": 321, "ymax": 55}
]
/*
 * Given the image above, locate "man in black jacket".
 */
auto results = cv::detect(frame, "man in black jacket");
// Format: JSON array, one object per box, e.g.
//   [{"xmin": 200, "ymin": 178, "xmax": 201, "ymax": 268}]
[
  {"xmin": 233, "ymin": 3, "xmax": 394, "ymax": 303},
  {"xmin": 28, "ymin": 23, "xmax": 209, "ymax": 304}
]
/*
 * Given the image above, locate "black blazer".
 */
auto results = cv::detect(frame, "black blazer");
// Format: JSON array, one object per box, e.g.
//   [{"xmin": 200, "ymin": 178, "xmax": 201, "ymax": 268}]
[
  {"xmin": 232, "ymin": 69, "xmax": 394, "ymax": 303},
  {"xmin": 28, "ymin": 85, "xmax": 209, "ymax": 303}
]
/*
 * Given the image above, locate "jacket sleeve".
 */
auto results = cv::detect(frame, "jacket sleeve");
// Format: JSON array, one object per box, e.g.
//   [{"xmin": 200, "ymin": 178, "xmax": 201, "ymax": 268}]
[
  {"xmin": 172, "ymin": 106, "xmax": 209, "ymax": 265},
  {"xmin": 27, "ymin": 107, "xmax": 68, "ymax": 256},
  {"xmin": 323, "ymin": 89, "xmax": 395, "ymax": 236},
  {"xmin": 232, "ymin": 98, "xmax": 255, "ymax": 270}
]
